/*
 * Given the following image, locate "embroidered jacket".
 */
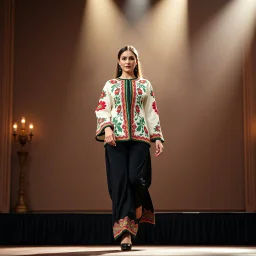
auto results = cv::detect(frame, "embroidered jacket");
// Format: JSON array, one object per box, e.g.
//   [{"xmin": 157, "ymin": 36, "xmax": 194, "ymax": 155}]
[{"xmin": 95, "ymin": 77, "xmax": 164, "ymax": 145}]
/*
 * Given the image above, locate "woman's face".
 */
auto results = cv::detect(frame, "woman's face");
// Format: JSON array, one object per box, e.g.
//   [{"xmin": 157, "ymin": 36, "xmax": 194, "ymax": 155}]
[{"xmin": 118, "ymin": 50, "xmax": 137, "ymax": 74}]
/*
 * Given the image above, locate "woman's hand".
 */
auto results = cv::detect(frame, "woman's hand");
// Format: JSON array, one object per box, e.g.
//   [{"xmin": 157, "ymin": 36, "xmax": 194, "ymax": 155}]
[
  {"xmin": 155, "ymin": 140, "xmax": 164, "ymax": 157},
  {"xmin": 104, "ymin": 127, "xmax": 116, "ymax": 146}
]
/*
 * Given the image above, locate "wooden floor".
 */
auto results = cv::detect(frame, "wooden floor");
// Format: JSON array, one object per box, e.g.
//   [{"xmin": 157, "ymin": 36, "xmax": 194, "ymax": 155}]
[{"xmin": 0, "ymin": 246, "xmax": 256, "ymax": 256}]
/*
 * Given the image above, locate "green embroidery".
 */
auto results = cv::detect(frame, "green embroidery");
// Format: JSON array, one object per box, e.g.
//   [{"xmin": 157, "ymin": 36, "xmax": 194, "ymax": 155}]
[
  {"xmin": 114, "ymin": 93, "xmax": 121, "ymax": 108},
  {"xmin": 110, "ymin": 84, "xmax": 119, "ymax": 93},
  {"xmin": 112, "ymin": 117, "xmax": 122, "ymax": 133},
  {"xmin": 132, "ymin": 84, "xmax": 147, "ymax": 137},
  {"xmin": 112, "ymin": 84, "xmax": 123, "ymax": 136},
  {"xmin": 137, "ymin": 83, "xmax": 146, "ymax": 92},
  {"xmin": 136, "ymin": 117, "xmax": 145, "ymax": 133},
  {"xmin": 96, "ymin": 79, "xmax": 163, "ymax": 142}
]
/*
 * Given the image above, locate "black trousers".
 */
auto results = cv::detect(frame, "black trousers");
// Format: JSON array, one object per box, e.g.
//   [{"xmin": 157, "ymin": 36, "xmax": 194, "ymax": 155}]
[{"xmin": 105, "ymin": 140, "xmax": 155, "ymax": 241}]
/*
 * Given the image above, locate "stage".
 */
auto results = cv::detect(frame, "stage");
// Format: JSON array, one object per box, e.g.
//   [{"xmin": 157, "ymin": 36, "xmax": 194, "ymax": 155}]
[
  {"xmin": 1, "ymin": 245, "xmax": 256, "ymax": 256},
  {"xmin": 0, "ymin": 212, "xmax": 255, "ymax": 246}
]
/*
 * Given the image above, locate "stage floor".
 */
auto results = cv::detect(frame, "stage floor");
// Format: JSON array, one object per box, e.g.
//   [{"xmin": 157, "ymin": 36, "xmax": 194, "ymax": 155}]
[{"xmin": 0, "ymin": 246, "xmax": 256, "ymax": 256}]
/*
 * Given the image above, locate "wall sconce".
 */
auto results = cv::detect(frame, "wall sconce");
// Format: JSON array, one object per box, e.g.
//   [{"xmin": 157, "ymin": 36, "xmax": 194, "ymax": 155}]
[
  {"xmin": 12, "ymin": 116, "xmax": 34, "ymax": 213},
  {"xmin": 13, "ymin": 117, "xmax": 33, "ymax": 147}
]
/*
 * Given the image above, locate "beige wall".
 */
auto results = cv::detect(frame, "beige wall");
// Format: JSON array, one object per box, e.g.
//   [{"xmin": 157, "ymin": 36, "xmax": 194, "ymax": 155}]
[
  {"xmin": 253, "ymin": 35, "xmax": 256, "ymax": 139},
  {"xmin": 0, "ymin": 0, "xmax": 4, "ymax": 128},
  {"xmin": 252, "ymin": 33, "xmax": 256, "ymax": 206},
  {"xmin": 9, "ymin": 0, "xmax": 253, "ymax": 212}
]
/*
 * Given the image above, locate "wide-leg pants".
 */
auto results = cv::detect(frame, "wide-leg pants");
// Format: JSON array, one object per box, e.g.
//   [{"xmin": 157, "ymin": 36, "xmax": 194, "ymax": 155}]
[{"xmin": 105, "ymin": 140, "xmax": 155, "ymax": 241}]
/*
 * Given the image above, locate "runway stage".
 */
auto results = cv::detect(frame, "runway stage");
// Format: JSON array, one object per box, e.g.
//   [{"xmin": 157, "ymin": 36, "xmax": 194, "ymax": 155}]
[{"xmin": 1, "ymin": 246, "xmax": 256, "ymax": 256}]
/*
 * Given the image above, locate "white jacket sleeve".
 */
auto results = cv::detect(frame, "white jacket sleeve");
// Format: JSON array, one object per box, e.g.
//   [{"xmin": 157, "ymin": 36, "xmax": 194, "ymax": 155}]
[
  {"xmin": 95, "ymin": 81, "xmax": 114, "ymax": 142},
  {"xmin": 144, "ymin": 81, "xmax": 164, "ymax": 143}
]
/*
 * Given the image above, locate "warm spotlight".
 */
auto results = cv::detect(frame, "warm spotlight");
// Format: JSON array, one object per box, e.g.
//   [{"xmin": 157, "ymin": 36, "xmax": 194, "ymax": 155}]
[{"xmin": 124, "ymin": 0, "xmax": 150, "ymax": 22}]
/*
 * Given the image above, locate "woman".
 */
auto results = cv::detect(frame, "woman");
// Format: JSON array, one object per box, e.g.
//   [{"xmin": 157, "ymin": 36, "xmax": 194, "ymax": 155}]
[{"xmin": 95, "ymin": 45, "xmax": 164, "ymax": 251}]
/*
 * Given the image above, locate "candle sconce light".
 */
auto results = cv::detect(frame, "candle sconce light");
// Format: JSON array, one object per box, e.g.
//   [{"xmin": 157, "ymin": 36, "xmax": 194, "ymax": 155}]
[
  {"xmin": 12, "ymin": 117, "xmax": 34, "ymax": 148},
  {"xmin": 12, "ymin": 117, "xmax": 34, "ymax": 213}
]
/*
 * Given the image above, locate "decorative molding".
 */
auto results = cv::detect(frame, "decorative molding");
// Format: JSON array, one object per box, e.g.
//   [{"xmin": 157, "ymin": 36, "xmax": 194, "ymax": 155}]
[
  {"xmin": 0, "ymin": 0, "xmax": 15, "ymax": 213},
  {"xmin": 243, "ymin": 41, "xmax": 256, "ymax": 212}
]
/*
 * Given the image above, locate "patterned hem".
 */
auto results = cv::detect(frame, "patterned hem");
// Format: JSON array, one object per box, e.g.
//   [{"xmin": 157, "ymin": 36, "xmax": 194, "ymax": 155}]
[
  {"xmin": 113, "ymin": 216, "xmax": 138, "ymax": 240},
  {"xmin": 96, "ymin": 122, "xmax": 113, "ymax": 137},
  {"xmin": 150, "ymin": 137, "xmax": 164, "ymax": 143},
  {"xmin": 139, "ymin": 208, "xmax": 155, "ymax": 225}
]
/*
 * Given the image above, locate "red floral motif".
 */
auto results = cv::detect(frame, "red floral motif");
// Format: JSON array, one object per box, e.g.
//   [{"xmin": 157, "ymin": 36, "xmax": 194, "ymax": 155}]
[
  {"xmin": 110, "ymin": 79, "xmax": 117, "ymax": 84},
  {"xmin": 115, "ymin": 88, "xmax": 120, "ymax": 95},
  {"xmin": 135, "ymin": 105, "xmax": 140, "ymax": 114},
  {"xmin": 139, "ymin": 79, "xmax": 146, "ymax": 84},
  {"xmin": 155, "ymin": 125, "xmax": 161, "ymax": 132},
  {"xmin": 150, "ymin": 90, "xmax": 154, "ymax": 97},
  {"xmin": 98, "ymin": 117, "xmax": 106, "ymax": 124},
  {"xmin": 117, "ymin": 105, "xmax": 121, "ymax": 114},
  {"xmin": 100, "ymin": 91, "xmax": 106, "ymax": 99},
  {"xmin": 152, "ymin": 101, "xmax": 158, "ymax": 114},
  {"xmin": 96, "ymin": 101, "xmax": 106, "ymax": 111},
  {"xmin": 122, "ymin": 124, "xmax": 126, "ymax": 130},
  {"xmin": 144, "ymin": 126, "xmax": 148, "ymax": 134},
  {"xmin": 138, "ymin": 88, "xmax": 143, "ymax": 95},
  {"xmin": 132, "ymin": 124, "xmax": 137, "ymax": 132}
]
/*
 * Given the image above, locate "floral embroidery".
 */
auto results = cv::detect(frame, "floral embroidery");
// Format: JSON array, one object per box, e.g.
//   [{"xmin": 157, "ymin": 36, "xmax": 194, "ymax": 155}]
[
  {"xmin": 113, "ymin": 216, "xmax": 138, "ymax": 239},
  {"xmin": 96, "ymin": 101, "xmax": 106, "ymax": 111},
  {"xmin": 96, "ymin": 122, "xmax": 113, "ymax": 136},
  {"xmin": 95, "ymin": 78, "xmax": 164, "ymax": 143},
  {"xmin": 136, "ymin": 117, "xmax": 146, "ymax": 134},
  {"xmin": 112, "ymin": 87, "xmax": 123, "ymax": 134},
  {"xmin": 117, "ymin": 105, "xmax": 121, "ymax": 114},
  {"xmin": 132, "ymin": 124, "xmax": 137, "ymax": 133},
  {"xmin": 100, "ymin": 90, "xmax": 106, "ymax": 99},
  {"xmin": 154, "ymin": 125, "xmax": 161, "ymax": 132},
  {"xmin": 138, "ymin": 88, "xmax": 143, "ymax": 95},
  {"xmin": 135, "ymin": 105, "xmax": 140, "ymax": 114},
  {"xmin": 110, "ymin": 79, "xmax": 118, "ymax": 84},
  {"xmin": 152, "ymin": 101, "xmax": 158, "ymax": 114},
  {"xmin": 114, "ymin": 88, "xmax": 120, "ymax": 95},
  {"xmin": 139, "ymin": 209, "xmax": 155, "ymax": 225},
  {"xmin": 98, "ymin": 117, "xmax": 106, "ymax": 125},
  {"xmin": 112, "ymin": 117, "xmax": 122, "ymax": 133},
  {"xmin": 110, "ymin": 83, "xmax": 119, "ymax": 93},
  {"xmin": 131, "ymin": 82, "xmax": 148, "ymax": 138},
  {"xmin": 117, "ymin": 81, "xmax": 129, "ymax": 139},
  {"xmin": 96, "ymin": 117, "xmax": 107, "ymax": 132}
]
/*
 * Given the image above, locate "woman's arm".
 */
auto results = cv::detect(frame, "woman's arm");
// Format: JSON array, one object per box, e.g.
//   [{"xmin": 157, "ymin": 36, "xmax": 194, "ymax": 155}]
[
  {"xmin": 95, "ymin": 81, "xmax": 114, "ymax": 142},
  {"xmin": 144, "ymin": 81, "xmax": 164, "ymax": 143}
]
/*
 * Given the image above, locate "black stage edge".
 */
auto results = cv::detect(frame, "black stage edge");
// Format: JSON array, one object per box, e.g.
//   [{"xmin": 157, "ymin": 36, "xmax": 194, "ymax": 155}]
[{"xmin": 0, "ymin": 213, "xmax": 256, "ymax": 246}]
